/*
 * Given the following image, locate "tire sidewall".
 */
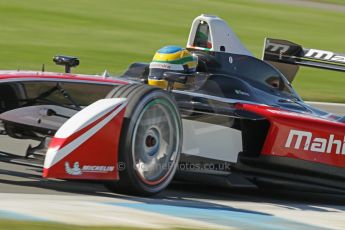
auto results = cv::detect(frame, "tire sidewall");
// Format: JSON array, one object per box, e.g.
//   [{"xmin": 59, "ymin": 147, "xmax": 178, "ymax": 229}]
[{"xmin": 120, "ymin": 89, "xmax": 182, "ymax": 195}]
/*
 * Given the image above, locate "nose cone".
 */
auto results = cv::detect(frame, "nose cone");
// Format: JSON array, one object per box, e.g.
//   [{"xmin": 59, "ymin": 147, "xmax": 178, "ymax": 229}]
[{"xmin": 43, "ymin": 98, "xmax": 128, "ymax": 180}]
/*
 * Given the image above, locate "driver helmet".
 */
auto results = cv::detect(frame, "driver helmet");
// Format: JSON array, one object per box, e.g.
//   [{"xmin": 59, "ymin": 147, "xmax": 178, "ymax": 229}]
[{"xmin": 148, "ymin": 45, "xmax": 197, "ymax": 88}]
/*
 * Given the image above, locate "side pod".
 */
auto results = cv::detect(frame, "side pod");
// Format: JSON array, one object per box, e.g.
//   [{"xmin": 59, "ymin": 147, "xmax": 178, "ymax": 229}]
[{"xmin": 43, "ymin": 98, "xmax": 127, "ymax": 180}]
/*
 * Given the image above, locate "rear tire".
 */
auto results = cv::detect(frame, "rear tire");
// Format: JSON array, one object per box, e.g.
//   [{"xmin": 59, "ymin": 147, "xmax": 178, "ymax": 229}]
[{"xmin": 104, "ymin": 84, "xmax": 182, "ymax": 196}]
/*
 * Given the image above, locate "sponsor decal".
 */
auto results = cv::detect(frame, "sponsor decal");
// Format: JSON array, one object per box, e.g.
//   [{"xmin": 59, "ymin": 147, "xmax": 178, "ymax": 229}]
[
  {"xmin": 304, "ymin": 49, "xmax": 345, "ymax": 64},
  {"xmin": 285, "ymin": 129, "xmax": 345, "ymax": 155},
  {"xmin": 82, "ymin": 165, "xmax": 115, "ymax": 173},
  {"xmin": 65, "ymin": 161, "xmax": 115, "ymax": 175},
  {"xmin": 266, "ymin": 41, "xmax": 290, "ymax": 53},
  {"xmin": 234, "ymin": 89, "xmax": 250, "ymax": 96},
  {"xmin": 149, "ymin": 62, "xmax": 184, "ymax": 71},
  {"xmin": 65, "ymin": 162, "xmax": 82, "ymax": 175}
]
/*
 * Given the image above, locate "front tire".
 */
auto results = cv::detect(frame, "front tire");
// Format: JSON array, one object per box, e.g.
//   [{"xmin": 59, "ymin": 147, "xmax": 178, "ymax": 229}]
[{"xmin": 105, "ymin": 84, "xmax": 182, "ymax": 196}]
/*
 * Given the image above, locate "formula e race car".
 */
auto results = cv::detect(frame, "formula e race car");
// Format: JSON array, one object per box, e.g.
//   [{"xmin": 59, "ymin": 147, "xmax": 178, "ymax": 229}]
[{"xmin": 0, "ymin": 14, "xmax": 344, "ymax": 195}]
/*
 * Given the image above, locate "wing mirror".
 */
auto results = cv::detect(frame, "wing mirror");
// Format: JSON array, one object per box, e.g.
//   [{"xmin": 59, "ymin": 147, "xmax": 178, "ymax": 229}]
[{"xmin": 163, "ymin": 72, "xmax": 190, "ymax": 91}]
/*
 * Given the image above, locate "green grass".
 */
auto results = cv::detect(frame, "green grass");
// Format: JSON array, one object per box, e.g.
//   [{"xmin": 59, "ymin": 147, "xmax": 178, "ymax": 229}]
[
  {"xmin": 310, "ymin": 0, "xmax": 345, "ymax": 5},
  {"xmin": 0, "ymin": 0, "xmax": 344, "ymax": 102},
  {"xmin": 0, "ymin": 220, "xmax": 134, "ymax": 230},
  {"xmin": 0, "ymin": 219, "xmax": 198, "ymax": 230}
]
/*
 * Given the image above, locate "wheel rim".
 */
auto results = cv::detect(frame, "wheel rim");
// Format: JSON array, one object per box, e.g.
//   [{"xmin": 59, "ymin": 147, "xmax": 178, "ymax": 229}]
[{"xmin": 132, "ymin": 98, "xmax": 180, "ymax": 185}]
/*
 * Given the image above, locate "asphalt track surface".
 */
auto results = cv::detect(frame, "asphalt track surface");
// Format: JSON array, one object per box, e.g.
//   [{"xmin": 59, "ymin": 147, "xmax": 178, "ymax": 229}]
[{"xmin": 0, "ymin": 102, "xmax": 344, "ymax": 229}]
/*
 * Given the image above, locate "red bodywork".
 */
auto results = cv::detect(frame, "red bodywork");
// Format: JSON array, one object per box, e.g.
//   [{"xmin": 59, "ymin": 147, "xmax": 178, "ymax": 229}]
[
  {"xmin": 43, "ymin": 105, "xmax": 126, "ymax": 180},
  {"xmin": 239, "ymin": 104, "xmax": 345, "ymax": 168},
  {"xmin": 0, "ymin": 71, "xmax": 127, "ymax": 84}
]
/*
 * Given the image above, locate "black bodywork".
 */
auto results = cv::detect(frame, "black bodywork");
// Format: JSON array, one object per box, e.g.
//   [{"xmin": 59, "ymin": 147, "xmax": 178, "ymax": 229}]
[
  {"xmin": 122, "ymin": 50, "xmax": 343, "ymax": 122},
  {"xmin": 121, "ymin": 49, "xmax": 345, "ymax": 194}
]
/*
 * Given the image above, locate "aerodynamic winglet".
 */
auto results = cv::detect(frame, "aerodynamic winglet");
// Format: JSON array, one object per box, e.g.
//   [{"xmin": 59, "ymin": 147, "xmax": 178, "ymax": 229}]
[{"xmin": 263, "ymin": 38, "xmax": 345, "ymax": 82}]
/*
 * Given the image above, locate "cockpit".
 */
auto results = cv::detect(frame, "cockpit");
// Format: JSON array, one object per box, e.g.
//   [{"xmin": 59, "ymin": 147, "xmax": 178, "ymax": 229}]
[{"xmin": 185, "ymin": 14, "xmax": 300, "ymax": 102}]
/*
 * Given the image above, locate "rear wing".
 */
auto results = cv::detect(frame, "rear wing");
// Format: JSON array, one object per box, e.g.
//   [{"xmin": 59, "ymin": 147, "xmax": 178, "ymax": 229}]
[{"xmin": 263, "ymin": 38, "xmax": 345, "ymax": 82}]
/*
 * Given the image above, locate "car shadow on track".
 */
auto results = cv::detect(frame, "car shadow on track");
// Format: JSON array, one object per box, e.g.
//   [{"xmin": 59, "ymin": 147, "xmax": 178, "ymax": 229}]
[
  {"xmin": 167, "ymin": 182, "xmax": 345, "ymax": 212},
  {"xmin": 1, "ymin": 158, "xmax": 345, "ymax": 215}
]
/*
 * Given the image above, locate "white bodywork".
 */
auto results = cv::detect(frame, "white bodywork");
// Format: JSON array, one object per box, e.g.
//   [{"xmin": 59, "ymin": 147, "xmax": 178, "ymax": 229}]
[
  {"xmin": 182, "ymin": 119, "xmax": 242, "ymax": 163},
  {"xmin": 54, "ymin": 98, "xmax": 126, "ymax": 138},
  {"xmin": 44, "ymin": 98, "xmax": 127, "ymax": 169},
  {"xmin": 187, "ymin": 14, "xmax": 252, "ymax": 56}
]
